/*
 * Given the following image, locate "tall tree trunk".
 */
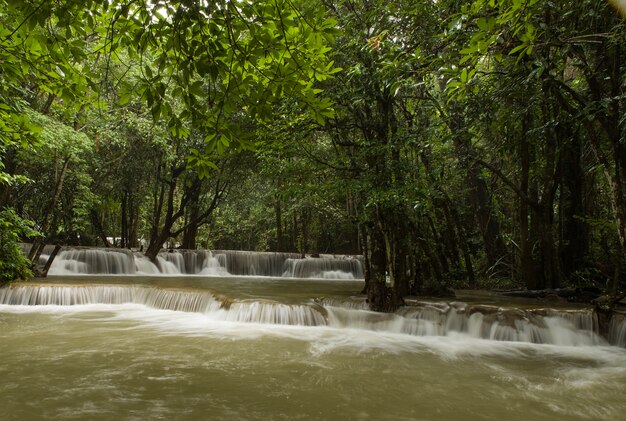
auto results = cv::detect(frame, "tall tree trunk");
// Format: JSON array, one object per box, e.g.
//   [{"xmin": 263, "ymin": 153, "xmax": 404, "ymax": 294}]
[
  {"xmin": 519, "ymin": 125, "xmax": 536, "ymax": 289},
  {"xmin": 145, "ymin": 232, "xmax": 167, "ymax": 262},
  {"xmin": 120, "ymin": 191, "xmax": 128, "ymax": 248},
  {"xmin": 537, "ymin": 85, "xmax": 563, "ymax": 290},
  {"xmin": 275, "ymin": 175, "xmax": 283, "ymax": 252},
  {"xmin": 365, "ymin": 221, "xmax": 400, "ymax": 312},
  {"xmin": 420, "ymin": 149, "xmax": 475, "ymax": 286},
  {"xmin": 129, "ymin": 196, "xmax": 140, "ymax": 248},
  {"xmin": 180, "ymin": 207, "xmax": 199, "ymax": 251},
  {"xmin": 559, "ymin": 132, "xmax": 589, "ymax": 277},
  {"xmin": 181, "ymin": 184, "xmax": 201, "ymax": 250},
  {"xmin": 359, "ymin": 222, "xmax": 370, "ymax": 294},
  {"xmin": 40, "ymin": 244, "xmax": 62, "ymax": 277},
  {"xmin": 29, "ymin": 155, "xmax": 71, "ymax": 263},
  {"xmin": 449, "ymin": 112, "xmax": 508, "ymax": 274},
  {"xmin": 90, "ymin": 209, "xmax": 112, "ymax": 247}
]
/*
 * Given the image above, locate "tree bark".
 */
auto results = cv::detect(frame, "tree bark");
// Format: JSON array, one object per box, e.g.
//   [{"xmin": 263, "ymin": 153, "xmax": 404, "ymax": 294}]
[
  {"xmin": 29, "ymin": 155, "xmax": 71, "ymax": 264},
  {"xmin": 449, "ymin": 111, "xmax": 509, "ymax": 275},
  {"xmin": 519, "ymin": 119, "xmax": 536, "ymax": 289},
  {"xmin": 365, "ymin": 222, "xmax": 401, "ymax": 312},
  {"xmin": 120, "ymin": 191, "xmax": 128, "ymax": 248},
  {"xmin": 40, "ymin": 244, "xmax": 62, "ymax": 277},
  {"xmin": 90, "ymin": 209, "xmax": 112, "ymax": 247}
]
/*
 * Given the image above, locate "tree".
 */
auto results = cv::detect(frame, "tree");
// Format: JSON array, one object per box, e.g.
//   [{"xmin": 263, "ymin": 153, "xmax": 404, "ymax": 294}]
[
  {"xmin": 0, "ymin": 0, "xmax": 339, "ymax": 275},
  {"xmin": 0, "ymin": 208, "xmax": 38, "ymax": 284},
  {"xmin": 445, "ymin": 0, "xmax": 625, "ymax": 291}
]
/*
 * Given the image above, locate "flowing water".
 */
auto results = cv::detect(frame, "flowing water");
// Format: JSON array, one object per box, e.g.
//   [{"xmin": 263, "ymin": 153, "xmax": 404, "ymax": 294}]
[
  {"xmin": 1, "ymin": 275, "xmax": 626, "ymax": 420},
  {"xmin": 42, "ymin": 247, "xmax": 364, "ymax": 279}
]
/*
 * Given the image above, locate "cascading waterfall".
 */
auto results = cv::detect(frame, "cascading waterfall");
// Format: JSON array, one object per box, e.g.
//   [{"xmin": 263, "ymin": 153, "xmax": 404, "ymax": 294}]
[
  {"xmin": 609, "ymin": 313, "xmax": 626, "ymax": 347},
  {"xmin": 49, "ymin": 248, "xmax": 137, "ymax": 275},
  {"xmin": 158, "ymin": 250, "xmax": 228, "ymax": 275},
  {"xmin": 46, "ymin": 247, "xmax": 364, "ymax": 279},
  {"xmin": 283, "ymin": 257, "xmax": 364, "ymax": 279},
  {"xmin": 1, "ymin": 284, "xmax": 620, "ymax": 347},
  {"xmin": 0, "ymin": 285, "xmax": 326, "ymax": 326},
  {"xmin": 215, "ymin": 250, "xmax": 301, "ymax": 277}
]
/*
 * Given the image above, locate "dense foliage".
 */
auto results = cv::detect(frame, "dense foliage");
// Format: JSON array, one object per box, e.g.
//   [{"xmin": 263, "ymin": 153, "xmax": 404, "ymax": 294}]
[
  {"xmin": 0, "ymin": 209, "xmax": 37, "ymax": 283},
  {"xmin": 1, "ymin": 0, "xmax": 625, "ymax": 308}
]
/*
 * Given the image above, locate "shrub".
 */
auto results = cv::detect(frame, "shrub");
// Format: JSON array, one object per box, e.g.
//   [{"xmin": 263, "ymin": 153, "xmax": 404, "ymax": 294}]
[{"xmin": 0, "ymin": 208, "xmax": 39, "ymax": 284}]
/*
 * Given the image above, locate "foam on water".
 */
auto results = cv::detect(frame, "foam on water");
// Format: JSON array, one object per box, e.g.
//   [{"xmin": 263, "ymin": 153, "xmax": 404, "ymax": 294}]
[
  {"xmin": 21, "ymin": 302, "xmax": 621, "ymax": 364},
  {"xmin": 47, "ymin": 248, "xmax": 363, "ymax": 279},
  {"xmin": 1, "ymin": 284, "xmax": 622, "ymax": 351}
]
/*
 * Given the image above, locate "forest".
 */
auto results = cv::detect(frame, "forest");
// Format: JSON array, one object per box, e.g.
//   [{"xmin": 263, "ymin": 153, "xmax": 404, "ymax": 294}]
[{"xmin": 1, "ymin": 0, "xmax": 625, "ymax": 311}]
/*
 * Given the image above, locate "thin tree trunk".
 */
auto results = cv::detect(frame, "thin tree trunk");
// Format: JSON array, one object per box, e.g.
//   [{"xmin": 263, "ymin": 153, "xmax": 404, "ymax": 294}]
[
  {"xmin": 366, "ymin": 222, "xmax": 399, "ymax": 312},
  {"xmin": 275, "ymin": 175, "xmax": 283, "ymax": 252},
  {"xmin": 519, "ymin": 124, "xmax": 535, "ymax": 289},
  {"xmin": 40, "ymin": 244, "xmax": 62, "ymax": 277},
  {"xmin": 90, "ymin": 209, "xmax": 112, "ymax": 247},
  {"xmin": 449, "ymin": 112, "xmax": 508, "ymax": 274},
  {"xmin": 29, "ymin": 155, "xmax": 71, "ymax": 263},
  {"xmin": 120, "ymin": 192, "xmax": 128, "ymax": 248}
]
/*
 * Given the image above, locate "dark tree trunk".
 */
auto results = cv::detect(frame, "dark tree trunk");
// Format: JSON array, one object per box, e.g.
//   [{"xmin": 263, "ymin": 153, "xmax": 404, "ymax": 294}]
[
  {"xmin": 359, "ymin": 223, "xmax": 370, "ymax": 294},
  {"xmin": 129, "ymin": 197, "xmax": 140, "ymax": 248},
  {"xmin": 146, "ymin": 166, "xmax": 227, "ymax": 260},
  {"xmin": 181, "ymin": 224, "xmax": 198, "ymax": 250},
  {"xmin": 365, "ymin": 222, "xmax": 401, "ymax": 312},
  {"xmin": 181, "ymin": 184, "xmax": 201, "ymax": 250},
  {"xmin": 90, "ymin": 209, "xmax": 112, "ymax": 247},
  {"xmin": 559, "ymin": 132, "xmax": 589, "ymax": 277},
  {"xmin": 29, "ymin": 155, "xmax": 71, "ymax": 264},
  {"xmin": 120, "ymin": 192, "xmax": 128, "ymax": 248},
  {"xmin": 145, "ymin": 235, "xmax": 166, "ymax": 262},
  {"xmin": 449, "ymin": 112, "xmax": 509, "ymax": 275},
  {"xmin": 420, "ymin": 149, "xmax": 475, "ymax": 286},
  {"xmin": 536, "ymin": 84, "xmax": 563, "ymax": 290},
  {"xmin": 519, "ymin": 123, "xmax": 536, "ymax": 289},
  {"xmin": 575, "ymin": 36, "xmax": 626, "ymax": 295},
  {"xmin": 275, "ymin": 175, "xmax": 283, "ymax": 252},
  {"xmin": 40, "ymin": 245, "xmax": 62, "ymax": 277},
  {"xmin": 427, "ymin": 215, "xmax": 450, "ymax": 274}
]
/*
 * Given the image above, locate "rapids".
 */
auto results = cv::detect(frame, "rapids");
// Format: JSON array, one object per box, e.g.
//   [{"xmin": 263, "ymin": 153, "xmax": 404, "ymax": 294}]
[
  {"xmin": 0, "ymin": 282, "xmax": 616, "ymax": 346},
  {"xmin": 2, "ymin": 277, "xmax": 626, "ymax": 419}
]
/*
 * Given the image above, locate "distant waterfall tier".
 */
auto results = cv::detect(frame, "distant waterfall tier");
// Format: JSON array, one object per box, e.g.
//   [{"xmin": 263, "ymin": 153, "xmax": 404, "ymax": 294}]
[
  {"xmin": 609, "ymin": 312, "xmax": 626, "ymax": 347},
  {"xmin": 47, "ymin": 247, "xmax": 364, "ymax": 279},
  {"xmin": 283, "ymin": 257, "xmax": 364, "ymax": 279},
  {"xmin": 2, "ymin": 284, "xmax": 623, "ymax": 347}
]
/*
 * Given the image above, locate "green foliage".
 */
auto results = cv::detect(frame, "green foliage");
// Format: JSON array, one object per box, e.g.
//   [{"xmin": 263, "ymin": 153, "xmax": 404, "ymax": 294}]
[
  {"xmin": 0, "ymin": 208, "xmax": 39, "ymax": 283},
  {"xmin": 0, "ymin": 0, "xmax": 625, "ymax": 302}
]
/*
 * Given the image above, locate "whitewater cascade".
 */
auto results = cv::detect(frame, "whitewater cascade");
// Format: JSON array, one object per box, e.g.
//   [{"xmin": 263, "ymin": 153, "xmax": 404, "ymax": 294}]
[
  {"xmin": 609, "ymin": 313, "xmax": 626, "ymax": 347},
  {"xmin": 2, "ymin": 284, "xmax": 623, "ymax": 347},
  {"xmin": 45, "ymin": 247, "xmax": 364, "ymax": 279}
]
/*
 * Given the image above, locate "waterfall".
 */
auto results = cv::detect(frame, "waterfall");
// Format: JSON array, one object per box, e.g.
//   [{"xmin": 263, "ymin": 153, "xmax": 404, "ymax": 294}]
[
  {"xmin": 283, "ymin": 257, "xmax": 364, "ymax": 279},
  {"xmin": 0, "ymin": 284, "xmax": 221, "ymax": 312},
  {"xmin": 0, "ymin": 285, "xmax": 326, "ymax": 327},
  {"xmin": 609, "ymin": 313, "xmax": 626, "ymax": 347},
  {"xmin": 324, "ymin": 302, "xmax": 606, "ymax": 346},
  {"xmin": 215, "ymin": 250, "xmax": 301, "ymax": 276},
  {"xmin": 46, "ymin": 247, "xmax": 364, "ymax": 278},
  {"xmin": 49, "ymin": 248, "xmax": 137, "ymax": 275},
  {"xmin": 1, "ymin": 284, "xmax": 620, "ymax": 347}
]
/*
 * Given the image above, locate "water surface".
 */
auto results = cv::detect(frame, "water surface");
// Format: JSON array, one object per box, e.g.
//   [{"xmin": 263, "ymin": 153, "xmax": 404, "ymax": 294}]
[{"xmin": 1, "ymin": 277, "xmax": 625, "ymax": 420}]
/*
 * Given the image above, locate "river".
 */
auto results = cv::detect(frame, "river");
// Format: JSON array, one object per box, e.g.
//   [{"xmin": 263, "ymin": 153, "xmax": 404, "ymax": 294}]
[{"xmin": 1, "ymin": 275, "xmax": 625, "ymax": 420}]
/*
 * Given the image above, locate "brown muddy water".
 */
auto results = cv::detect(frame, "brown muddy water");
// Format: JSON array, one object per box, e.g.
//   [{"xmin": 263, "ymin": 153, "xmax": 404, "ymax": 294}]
[{"xmin": 1, "ymin": 275, "xmax": 625, "ymax": 420}]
